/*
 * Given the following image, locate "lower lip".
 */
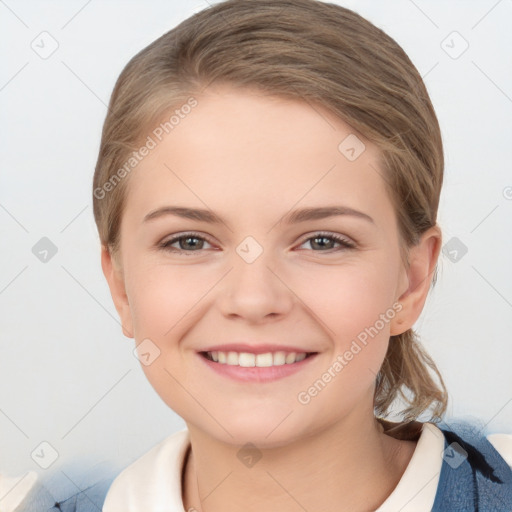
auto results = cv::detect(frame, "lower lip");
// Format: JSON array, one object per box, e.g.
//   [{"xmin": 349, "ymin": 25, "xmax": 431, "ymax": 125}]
[{"xmin": 198, "ymin": 353, "xmax": 318, "ymax": 383}]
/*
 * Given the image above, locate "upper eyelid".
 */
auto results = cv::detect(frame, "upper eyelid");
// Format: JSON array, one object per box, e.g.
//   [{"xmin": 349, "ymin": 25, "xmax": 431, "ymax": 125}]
[{"xmin": 161, "ymin": 231, "xmax": 215, "ymax": 245}]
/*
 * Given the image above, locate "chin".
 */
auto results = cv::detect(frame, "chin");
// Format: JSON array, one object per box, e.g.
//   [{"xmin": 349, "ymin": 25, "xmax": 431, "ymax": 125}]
[{"xmin": 193, "ymin": 410, "xmax": 313, "ymax": 450}]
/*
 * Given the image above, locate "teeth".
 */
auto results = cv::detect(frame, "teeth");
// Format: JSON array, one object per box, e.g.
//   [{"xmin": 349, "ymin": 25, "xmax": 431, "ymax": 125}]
[
  {"xmin": 273, "ymin": 351, "xmax": 286, "ymax": 366},
  {"xmin": 255, "ymin": 353, "xmax": 273, "ymax": 367},
  {"xmin": 206, "ymin": 350, "xmax": 310, "ymax": 366},
  {"xmin": 285, "ymin": 352, "xmax": 296, "ymax": 364},
  {"xmin": 227, "ymin": 351, "xmax": 238, "ymax": 365},
  {"xmin": 239, "ymin": 352, "xmax": 255, "ymax": 367}
]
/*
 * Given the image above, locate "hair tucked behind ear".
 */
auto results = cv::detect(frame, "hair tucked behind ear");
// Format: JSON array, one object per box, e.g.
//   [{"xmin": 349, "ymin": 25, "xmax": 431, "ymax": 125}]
[{"xmin": 93, "ymin": 0, "xmax": 448, "ymax": 436}]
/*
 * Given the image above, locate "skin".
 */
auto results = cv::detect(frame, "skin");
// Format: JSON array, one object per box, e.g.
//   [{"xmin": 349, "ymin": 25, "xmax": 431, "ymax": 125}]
[{"xmin": 102, "ymin": 85, "xmax": 442, "ymax": 512}]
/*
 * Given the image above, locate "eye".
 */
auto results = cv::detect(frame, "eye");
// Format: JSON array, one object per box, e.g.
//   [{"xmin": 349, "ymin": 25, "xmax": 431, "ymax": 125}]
[
  {"xmin": 297, "ymin": 232, "xmax": 356, "ymax": 252},
  {"xmin": 158, "ymin": 232, "xmax": 214, "ymax": 254},
  {"xmin": 158, "ymin": 231, "xmax": 355, "ymax": 255}
]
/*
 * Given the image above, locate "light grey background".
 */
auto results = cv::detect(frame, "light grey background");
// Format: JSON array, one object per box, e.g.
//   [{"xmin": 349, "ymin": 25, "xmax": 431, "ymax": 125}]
[{"xmin": 1, "ymin": 0, "xmax": 511, "ymax": 482}]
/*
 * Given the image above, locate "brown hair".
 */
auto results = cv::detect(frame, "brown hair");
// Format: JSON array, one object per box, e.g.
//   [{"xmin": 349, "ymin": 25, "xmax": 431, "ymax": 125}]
[{"xmin": 93, "ymin": 0, "xmax": 448, "ymax": 437}]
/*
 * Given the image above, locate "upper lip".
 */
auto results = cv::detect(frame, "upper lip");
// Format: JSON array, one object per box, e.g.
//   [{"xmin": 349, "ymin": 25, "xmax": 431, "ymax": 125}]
[{"xmin": 199, "ymin": 343, "xmax": 317, "ymax": 354}]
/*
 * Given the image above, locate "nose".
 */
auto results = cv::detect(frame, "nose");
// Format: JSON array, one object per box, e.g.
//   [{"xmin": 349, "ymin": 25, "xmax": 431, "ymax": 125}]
[{"xmin": 217, "ymin": 247, "xmax": 294, "ymax": 324}]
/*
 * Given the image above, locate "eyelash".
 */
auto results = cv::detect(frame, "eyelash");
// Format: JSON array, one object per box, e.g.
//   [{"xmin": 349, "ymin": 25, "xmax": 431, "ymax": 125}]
[{"xmin": 158, "ymin": 231, "xmax": 356, "ymax": 255}]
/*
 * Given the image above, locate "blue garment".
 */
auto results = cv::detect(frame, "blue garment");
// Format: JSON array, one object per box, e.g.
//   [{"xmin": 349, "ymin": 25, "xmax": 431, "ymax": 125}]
[
  {"xmin": 14, "ymin": 420, "xmax": 512, "ymax": 511},
  {"xmin": 9, "ymin": 462, "xmax": 116, "ymax": 512},
  {"xmin": 432, "ymin": 420, "xmax": 512, "ymax": 511}
]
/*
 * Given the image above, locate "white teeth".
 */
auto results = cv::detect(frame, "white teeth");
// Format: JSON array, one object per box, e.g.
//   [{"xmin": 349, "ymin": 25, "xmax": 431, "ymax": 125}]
[
  {"xmin": 255, "ymin": 353, "xmax": 273, "ymax": 367},
  {"xmin": 238, "ymin": 352, "xmax": 255, "ymax": 367},
  {"xmin": 273, "ymin": 351, "xmax": 286, "ymax": 366},
  {"xmin": 206, "ymin": 350, "xmax": 310, "ymax": 366},
  {"xmin": 285, "ymin": 352, "xmax": 297, "ymax": 364},
  {"xmin": 227, "ymin": 351, "xmax": 238, "ymax": 365}
]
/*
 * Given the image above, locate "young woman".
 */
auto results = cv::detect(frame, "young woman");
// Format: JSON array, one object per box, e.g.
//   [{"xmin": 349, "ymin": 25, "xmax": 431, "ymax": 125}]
[{"xmin": 89, "ymin": 0, "xmax": 511, "ymax": 510}]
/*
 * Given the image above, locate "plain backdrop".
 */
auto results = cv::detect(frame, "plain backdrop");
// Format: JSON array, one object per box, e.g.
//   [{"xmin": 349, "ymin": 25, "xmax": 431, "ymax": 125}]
[{"xmin": 1, "ymin": 0, "xmax": 511, "ymax": 485}]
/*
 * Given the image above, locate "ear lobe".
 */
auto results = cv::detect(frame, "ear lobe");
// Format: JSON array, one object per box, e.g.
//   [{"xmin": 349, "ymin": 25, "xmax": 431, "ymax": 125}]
[
  {"xmin": 390, "ymin": 226, "xmax": 442, "ymax": 336},
  {"xmin": 101, "ymin": 246, "xmax": 134, "ymax": 338}
]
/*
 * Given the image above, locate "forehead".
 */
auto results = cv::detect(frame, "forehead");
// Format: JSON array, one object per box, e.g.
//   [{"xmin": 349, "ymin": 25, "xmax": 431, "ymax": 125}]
[{"xmin": 123, "ymin": 86, "xmax": 395, "ymax": 231}]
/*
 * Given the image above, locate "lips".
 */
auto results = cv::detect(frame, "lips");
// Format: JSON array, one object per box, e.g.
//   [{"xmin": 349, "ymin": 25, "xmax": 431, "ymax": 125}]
[{"xmin": 196, "ymin": 343, "xmax": 319, "ymax": 382}]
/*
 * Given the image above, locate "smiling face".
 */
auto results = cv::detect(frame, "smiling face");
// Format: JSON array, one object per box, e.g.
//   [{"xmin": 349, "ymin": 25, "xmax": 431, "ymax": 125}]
[{"xmin": 103, "ymin": 85, "xmax": 418, "ymax": 447}]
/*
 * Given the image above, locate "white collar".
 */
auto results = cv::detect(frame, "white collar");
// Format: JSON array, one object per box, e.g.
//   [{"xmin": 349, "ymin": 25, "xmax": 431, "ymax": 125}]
[
  {"xmin": 103, "ymin": 422, "xmax": 446, "ymax": 512},
  {"xmin": 375, "ymin": 422, "xmax": 445, "ymax": 511}
]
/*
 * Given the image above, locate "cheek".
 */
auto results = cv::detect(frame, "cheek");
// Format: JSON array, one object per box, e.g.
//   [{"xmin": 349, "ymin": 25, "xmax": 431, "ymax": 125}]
[
  {"xmin": 291, "ymin": 260, "xmax": 398, "ymax": 381},
  {"xmin": 125, "ymin": 265, "xmax": 207, "ymax": 416},
  {"xmin": 287, "ymin": 263, "xmax": 398, "ymax": 422},
  {"xmin": 127, "ymin": 264, "xmax": 207, "ymax": 338},
  {"xmin": 292, "ymin": 259, "xmax": 398, "ymax": 339}
]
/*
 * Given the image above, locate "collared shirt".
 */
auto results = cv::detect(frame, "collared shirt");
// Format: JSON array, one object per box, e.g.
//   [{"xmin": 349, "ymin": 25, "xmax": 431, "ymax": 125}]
[{"xmin": 100, "ymin": 422, "xmax": 512, "ymax": 512}]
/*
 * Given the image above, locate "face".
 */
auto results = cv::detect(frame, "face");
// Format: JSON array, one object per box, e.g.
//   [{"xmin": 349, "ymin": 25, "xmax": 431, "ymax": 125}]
[{"xmin": 104, "ymin": 85, "xmax": 428, "ymax": 447}]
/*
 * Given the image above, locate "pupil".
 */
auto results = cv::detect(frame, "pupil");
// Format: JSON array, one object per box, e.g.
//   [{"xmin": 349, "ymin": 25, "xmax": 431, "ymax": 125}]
[
  {"xmin": 183, "ymin": 237, "xmax": 200, "ymax": 250},
  {"xmin": 313, "ymin": 236, "xmax": 331, "ymax": 250}
]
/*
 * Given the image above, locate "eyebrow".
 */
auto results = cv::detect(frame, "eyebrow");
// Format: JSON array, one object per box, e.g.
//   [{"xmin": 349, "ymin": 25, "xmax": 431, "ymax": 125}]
[{"xmin": 143, "ymin": 205, "xmax": 375, "ymax": 226}]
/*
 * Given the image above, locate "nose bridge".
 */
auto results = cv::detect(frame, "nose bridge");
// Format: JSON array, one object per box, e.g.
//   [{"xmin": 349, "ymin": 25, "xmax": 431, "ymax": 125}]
[
  {"xmin": 218, "ymin": 234, "xmax": 293, "ymax": 320},
  {"xmin": 232, "ymin": 233, "xmax": 280, "ymax": 289}
]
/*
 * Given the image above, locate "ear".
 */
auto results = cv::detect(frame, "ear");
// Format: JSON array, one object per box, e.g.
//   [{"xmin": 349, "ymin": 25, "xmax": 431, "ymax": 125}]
[
  {"xmin": 390, "ymin": 225, "xmax": 442, "ymax": 336},
  {"xmin": 101, "ymin": 246, "xmax": 134, "ymax": 338}
]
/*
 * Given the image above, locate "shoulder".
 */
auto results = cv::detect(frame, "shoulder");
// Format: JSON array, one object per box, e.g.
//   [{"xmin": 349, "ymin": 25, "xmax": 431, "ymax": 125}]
[
  {"xmin": 432, "ymin": 419, "xmax": 512, "ymax": 511},
  {"xmin": 103, "ymin": 428, "xmax": 190, "ymax": 512},
  {"xmin": 437, "ymin": 419, "xmax": 512, "ymax": 470}
]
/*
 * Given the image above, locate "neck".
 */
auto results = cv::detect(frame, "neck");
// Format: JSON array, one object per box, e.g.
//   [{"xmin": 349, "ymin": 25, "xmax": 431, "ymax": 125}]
[{"xmin": 182, "ymin": 415, "xmax": 418, "ymax": 512}]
